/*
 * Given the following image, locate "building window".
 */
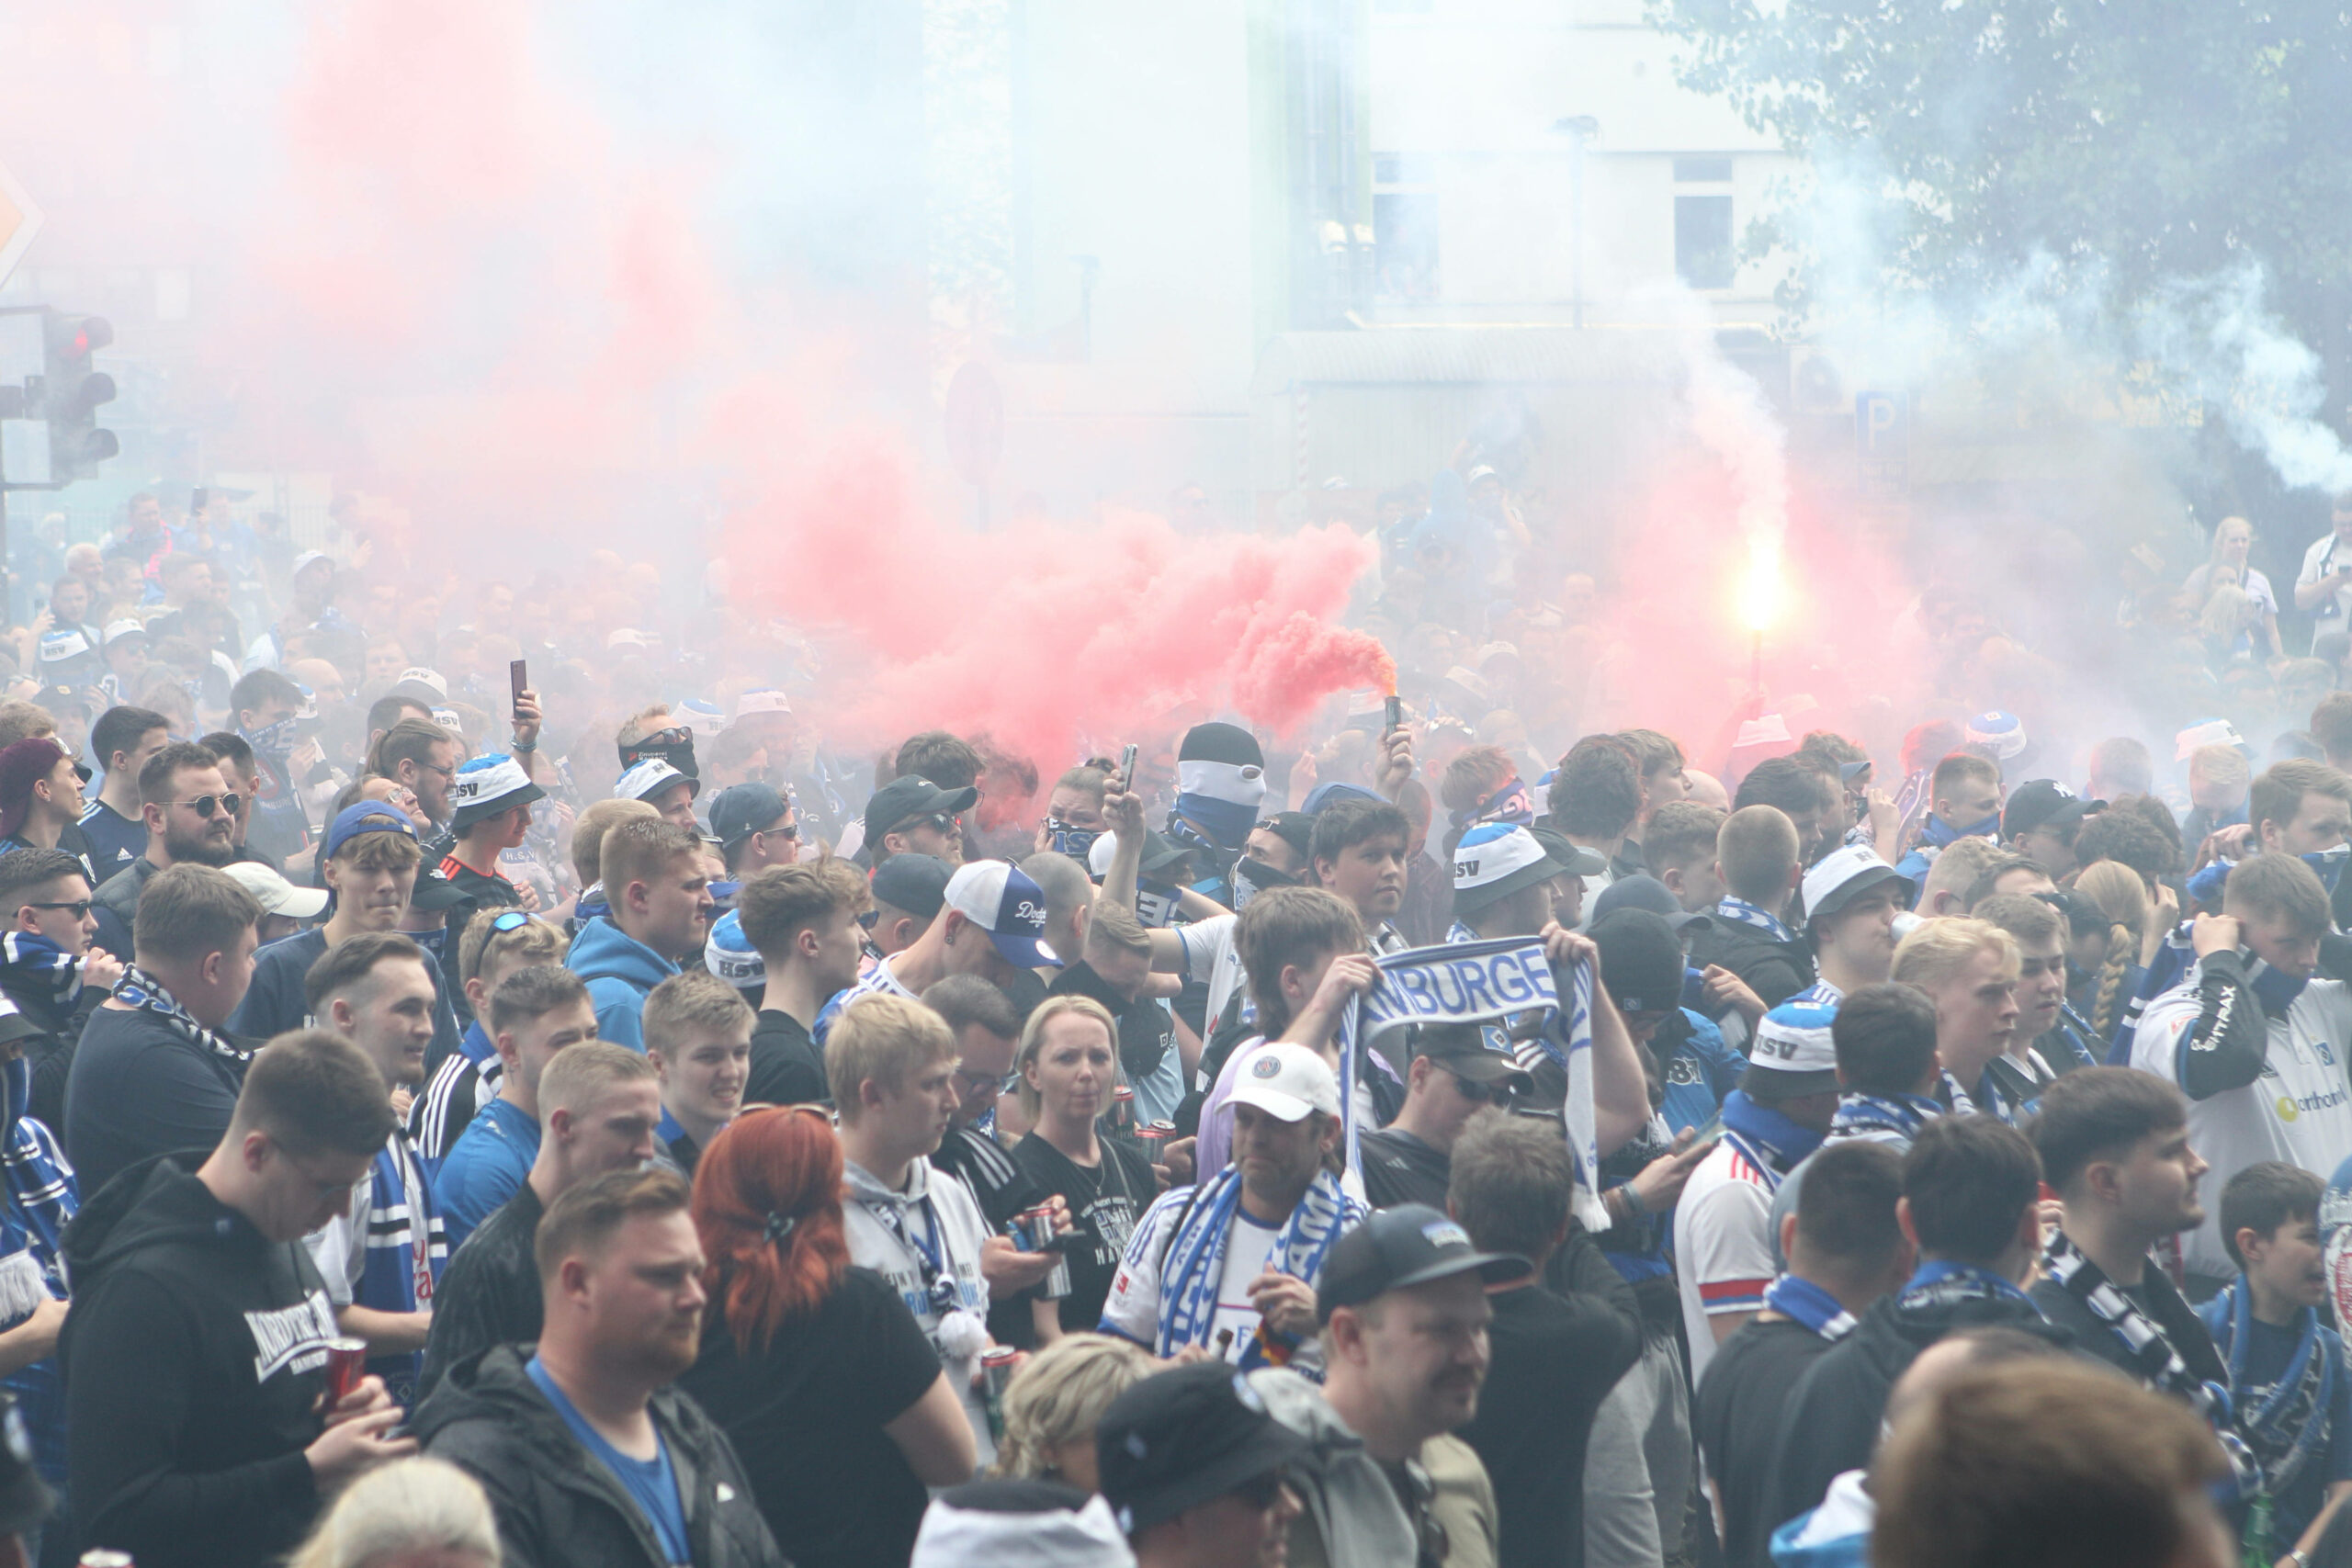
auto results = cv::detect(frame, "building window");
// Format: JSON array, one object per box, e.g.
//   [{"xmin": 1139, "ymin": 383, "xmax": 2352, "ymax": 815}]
[{"xmin": 1676, "ymin": 195, "xmax": 1734, "ymax": 289}]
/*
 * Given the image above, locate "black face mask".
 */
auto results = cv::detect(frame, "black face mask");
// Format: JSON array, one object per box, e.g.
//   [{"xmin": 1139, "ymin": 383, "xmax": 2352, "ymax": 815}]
[
  {"xmin": 1231, "ymin": 856, "xmax": 1300, "ymax": 911},
  {"xmin": 621, "ymin": 737, "xmax": 698, "ymax": 780}
]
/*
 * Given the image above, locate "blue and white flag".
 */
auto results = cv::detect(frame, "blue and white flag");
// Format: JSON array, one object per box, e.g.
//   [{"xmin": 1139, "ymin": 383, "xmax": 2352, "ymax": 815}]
[{"xmin": 1339, "ymin": 935, "xmax": 1604, "ymax": 1228}]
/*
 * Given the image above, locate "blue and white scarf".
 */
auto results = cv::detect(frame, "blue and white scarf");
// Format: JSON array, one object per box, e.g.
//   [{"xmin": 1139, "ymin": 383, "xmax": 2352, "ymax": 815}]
[
  {"xmin": 1157, "ymin": 1165, "xmax": 1363, "ymax": 1367},
  {"xmin": 0, "ymin": 1048, "xmax": 71, "ymax": 1487},
  {"xmin": 1764, "ymin": 1273, "xmax": 1857, "ymax": 1341},
  {"xmin": 1899, "ymin": 1258, "xmax": 2041, "ymax": 1316},
  {"xmin": 2109, "ymin": 924, "xmax": 2306, "ymax": 1066},
  {"xmin": 1448, "ymin": 776, "xmax": 1533, "ymax": 832},
  {"xmin": 1339, "ymin": 935, "xmax": 1602, "ymax": 1225},
  {"xmin": 0, "ymin": 933, "xmax": 81, "ymax": 1032},
  {"xmin": 2206, "ymin": 1279, "xmax": 2335, "ymax": 1503},
  {"xmin": 1713, "ymin": 897, "xmax": 1794, "ymax": 942},
  {"xmin": 1718, "ymin": 1090, "xmax": 1824, "ymax": 1194},
  {"xmin": 114, "ymin": 964, "xmax": 251, "ymax": 1066},
  {"xmin": 1828, "ymin": 1090, "xmax": 1942, "ymax": 1145}
]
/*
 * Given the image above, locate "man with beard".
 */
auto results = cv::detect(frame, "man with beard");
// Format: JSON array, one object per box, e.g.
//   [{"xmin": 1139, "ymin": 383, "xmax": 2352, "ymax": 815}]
[
  {"xmin": 304, "ymin": 931, "xmax": 450, "ymax": 1408},
  {"xmin": 416, "ymin": 1166, "xmax": 781, "ymax": 1568},
  {"xmin": 90, "ymin": 740, "xmax": 241, "ymax": 958}
]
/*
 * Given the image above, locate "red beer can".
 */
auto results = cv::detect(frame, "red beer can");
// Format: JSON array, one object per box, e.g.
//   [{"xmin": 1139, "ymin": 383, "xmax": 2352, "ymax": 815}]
[{"xmin": 322, "ymin": 1337, "xmax": 368, "ymax": 1403}]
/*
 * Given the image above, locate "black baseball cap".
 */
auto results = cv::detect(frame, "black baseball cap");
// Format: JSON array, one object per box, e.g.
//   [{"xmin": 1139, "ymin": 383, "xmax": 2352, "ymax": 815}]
[
  {"xmin": 1587, "ymin": 908, "xmax": 1685, "ymax": 1017},
  {"xmin": 408, "ymin": 864, "xmax": 476, "ymax": 913},
  {"xmin": 1257, "ymin": 811, "xmax": 1315, "ymax": 863},
  {"xmin": 1411, "ymin": 1021, "xmax": 1531, "ymax": 1088},
  {"xmin": 1316, "ymin": 1202, "xmax": 1530, "ymax": 1322},
  {"xmin": 1095, "ymin": 1362, "xmax": 1312, "ymax": 1537},
  {"xmin": 2001, "ymin": 779, "xmax": 2104, "ymax": 842},
  {"xmin": 865, "ymin": 775, "xmax": 979, "ymax": 841},
  {"xmin": 711, "ymin": 782, "xmax": 792, "ymax": 846},
  {"xmin": 870, "ymin": 852, "xmax": 952, "ymax": 919}
]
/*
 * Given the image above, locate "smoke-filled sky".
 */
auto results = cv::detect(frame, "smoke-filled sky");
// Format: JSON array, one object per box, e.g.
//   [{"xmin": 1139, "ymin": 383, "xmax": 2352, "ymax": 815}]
[{"xmin": 3, "ymin": 2, "xmax": 2348, "ymax": 781}]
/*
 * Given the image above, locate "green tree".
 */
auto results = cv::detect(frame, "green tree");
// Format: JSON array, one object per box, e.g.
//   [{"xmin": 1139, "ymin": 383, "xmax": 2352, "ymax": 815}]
[{"xmin": 1657, "ymin": 0, "xmax": 2352, "ymax": 420}]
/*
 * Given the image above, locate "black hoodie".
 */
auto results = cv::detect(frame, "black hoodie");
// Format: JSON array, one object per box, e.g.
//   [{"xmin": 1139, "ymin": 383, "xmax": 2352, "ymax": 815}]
[
  {"xmin": 60, "ymin": 1153, "xmax": 337, "ymax": 1568},
  {"xmin": 1757, "ymin": 1269, "xmax": 2072, "ymax": 1537},
  {"xmin": 414, "ymin": 1343, "xmax": 781, "ymax": 1568}
]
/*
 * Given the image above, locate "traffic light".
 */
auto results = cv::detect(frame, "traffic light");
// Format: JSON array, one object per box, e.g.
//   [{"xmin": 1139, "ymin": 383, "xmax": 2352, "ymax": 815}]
[{"xmin": 39, "ymin": 311, "xmax": 115, "ymax": 486}]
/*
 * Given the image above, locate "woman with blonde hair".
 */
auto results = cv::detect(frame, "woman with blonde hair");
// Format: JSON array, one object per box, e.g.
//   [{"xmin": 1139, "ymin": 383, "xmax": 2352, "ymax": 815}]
[
  {"xmin": 677, "ymin": 1105, "xmax": 976, "ymax": 1568},
  {"xmin": 2073, "ymin": 860, "xmax": 2170, "ymax": 1045},
  {"xmin": 2186, "ymin": 514, "xmax": 2281, "ymax": 648},
  {"xmin": 285, "ymin": 1456, "xmax": 498, "ymax": 1568},
  {"xmin": 991, "ymin": 1331, "xmax": 1155, "ymax": 1491},
  {"xmin": 1010, "ymin": 995, "xmax": 1159, "ymax": 1342}
]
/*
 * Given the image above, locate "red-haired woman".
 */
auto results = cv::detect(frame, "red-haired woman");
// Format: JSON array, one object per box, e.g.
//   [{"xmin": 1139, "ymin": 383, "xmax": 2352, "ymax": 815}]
[{"xmin": 678, "ymin": 1106, "xmax": 977, "ymax": 1568}]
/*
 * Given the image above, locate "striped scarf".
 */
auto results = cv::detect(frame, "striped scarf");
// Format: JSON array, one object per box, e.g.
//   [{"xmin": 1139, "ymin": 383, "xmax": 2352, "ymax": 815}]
[
  {"xmin": 2041, "ymin": 1232, "xmax": 2228, "ymax": 1418},
  {"xmin": 1156, "ymin": 1165, "xmax": 1363, "ymax": 1367},
  {"xmin": 113, "ymin": 964, "xmax": 250, "ymax": 1068},
  {"xmin": 2206, "ymin": 1279, "xmax": 2335, "ymax": 1504},
  {"xmin": 0, "ymin": 934, "xmax": 79, "ymax": 1033},
  {"xmin": 1713, "ymin": 897, "xmax": 1794, "ymax": 942},
  {"xmin": 1763, "ymin": 1274, "xmax": 1857, "ymax": 1341},
  {"xmin": 1828, "ymin": 1090, "xmax": 1941, "ymax": 1145}
]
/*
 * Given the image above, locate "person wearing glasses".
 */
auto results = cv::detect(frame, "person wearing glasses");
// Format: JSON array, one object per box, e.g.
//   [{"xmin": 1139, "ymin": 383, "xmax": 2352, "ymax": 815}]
[
  {"xmin": 0, "ymin": 847, "xmax": 121, "ymax": 1136},
  {"xmin": 1093, "ymin": 1359, "xmax": 1311, "ymax": 1568},
  {"xmin": 367, "ymin": 719, "xmax": 463, "ymax": 843},
  {"xmin": 1356, "ymin": 1023, "xmax": 1530, "ymax": 1212},
  {"xmin": 708, "ymin": 783, "xmax": 799, "ymax": 879},
  {"xmin": 87, "ymin": 740, "xmax": 241, "ymax": 961},
  {"xmin": 230, "ymin": 804, "xmax": 463, "ymax": 1072}
]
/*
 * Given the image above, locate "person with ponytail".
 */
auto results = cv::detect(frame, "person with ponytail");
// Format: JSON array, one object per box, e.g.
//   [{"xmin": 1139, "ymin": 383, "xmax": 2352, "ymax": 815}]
[
  {"xmin": 2073, "ymin": 861, "xmax": 2162, "ymax": 1045},
  {"xmin": 677, "ymin": 1105, "xmax": 976, "ymax": 1568}
]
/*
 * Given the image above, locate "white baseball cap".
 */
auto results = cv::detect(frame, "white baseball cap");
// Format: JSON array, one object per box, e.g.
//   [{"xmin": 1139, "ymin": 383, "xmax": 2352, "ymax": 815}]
[
  {"xmin": 1227, "ymin": 1042, "xmax": 1342, "ymax": 1122},
  {"xmin": 222, "ymin": 861, "xmax": 330, "ymax": 921},
  {"xmin": 1802, "ymin": 843, "xmax": 1911, "ymax": 931},
  {"xmin": 1746, "ymin": 997, "xmax": 1841, "ymax": 1096}
]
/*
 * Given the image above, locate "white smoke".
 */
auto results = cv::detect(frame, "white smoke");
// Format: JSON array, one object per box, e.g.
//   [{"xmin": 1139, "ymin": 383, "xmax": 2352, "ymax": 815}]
[{"xmin": 2135, "ymin": 264, "xmax": 2352, "ymax": 496}]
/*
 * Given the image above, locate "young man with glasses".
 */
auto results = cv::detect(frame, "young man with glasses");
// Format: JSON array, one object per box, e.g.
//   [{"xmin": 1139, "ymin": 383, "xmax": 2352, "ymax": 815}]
[
  {"xmin": 89, "ymin": 740, "xmax": 242, "ymax": 959},
  {"xmin": 231, "ymin": 803, "xmax": 464, "ymax": 1066},
  {"xmin": 708, "ymin": 782, "xmax": 799, "ymax": 878},
  {"xmin": 0, "ymin": 846, "xmax": 121, "ymax": 1134},
  {"xmin": 1357, "ymin": 1022, "xmax": 1531, "ymax": 1210}
]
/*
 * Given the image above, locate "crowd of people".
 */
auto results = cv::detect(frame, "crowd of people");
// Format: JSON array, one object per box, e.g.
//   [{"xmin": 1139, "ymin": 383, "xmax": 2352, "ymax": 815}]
[{"xmin": 7, "ymin": 479, "xmax": 2352, "ymax": 1568}]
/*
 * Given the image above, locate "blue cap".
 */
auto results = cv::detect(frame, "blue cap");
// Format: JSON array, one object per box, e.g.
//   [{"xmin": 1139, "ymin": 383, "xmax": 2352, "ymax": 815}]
[
  {"xmin": 1301, "ymin": 781, "xmax": 1384, "ymax": 815},
  {"xmin": 327, "ymin": 802, "xmax": 418, "ymax": 859},
  {"xmin": 944, "ymin": 859, "xmax": 1062, "ymax": 968}
]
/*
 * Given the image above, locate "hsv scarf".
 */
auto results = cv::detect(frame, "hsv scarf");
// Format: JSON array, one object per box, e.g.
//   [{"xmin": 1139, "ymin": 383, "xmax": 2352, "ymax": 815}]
[
  {"xmin": 2206, "ymin": 1279, "xmax": 2335, "ymax": 1506},
  {"xmin": 1156, "ymin": 1165, "xmax": 1363, "ymax": 1367},
  {"xmin": 1828, "ymin": 1090, "xmax": 1942, "ymax": 1145},
  {"xmin": 0, "ymin": 934, "xmax": 80, "ymax": 1032},
  {"xmin": 114, "ymin": 964, "xmax": 251, "ymax": 1068},
  {"xmin": 1713, "ymin": 897, "xmax": 1794, "ymax": 942},
  {"xmin": 1763, "ymin": 1274, "xmax": 1857, "ymax": 1341},
  {"xmin": 1338, "ymin": 935, "xmax": 1603, "ymax": 1226}
]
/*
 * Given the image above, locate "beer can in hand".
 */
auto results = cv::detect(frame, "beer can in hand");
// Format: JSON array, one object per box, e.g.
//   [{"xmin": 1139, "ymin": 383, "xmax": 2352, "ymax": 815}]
[
  {"xmin": 979, "ymin": 1346, "xmax": 1019, "ymax": 1439},
  {"xmin": 322, "ymin": 1337, "xmax": 369, "ymax": 1404}
]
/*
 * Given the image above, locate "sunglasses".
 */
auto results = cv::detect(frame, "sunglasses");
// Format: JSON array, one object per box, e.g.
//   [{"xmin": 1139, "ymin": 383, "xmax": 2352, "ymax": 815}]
[
  {"xmin": 21, "ymin": 900, "xmax": 90, "ymax": 919},
  {"xmin": 488, "ymin": 910, "xmax": 533, "ymax": 935},
  {"xmin": 856, "ymin": 909, "xmax": 880, "ymax": 931},
  {"xmin": 1445, "ymin": 1067, "xmax": 1505, "ymax": 1104},
  {"xmin": 175, "ymin": 794, "xmax": 243, "ymax": 818},
  {"xmin": 644, "ymin": 727, "xmax": 693, "ymax": 747}
]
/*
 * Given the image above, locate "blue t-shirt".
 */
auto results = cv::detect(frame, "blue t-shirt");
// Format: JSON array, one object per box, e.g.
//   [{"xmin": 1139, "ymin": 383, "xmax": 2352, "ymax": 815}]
[
  {"xmin": 1659, "ymin": 1007, "xmax": 1746, "ymax": 1137},
  {"xmin": 525, "ymin": 1355, "xmax": 689, "ymax": 1566},
  {"xmin": 2199, "ymin": 1297, "xmax": 2352, "ymax": 1547},
  {"xmin": 432, "ymin": 1097, "xmax": 541, "ymax": 1249}
]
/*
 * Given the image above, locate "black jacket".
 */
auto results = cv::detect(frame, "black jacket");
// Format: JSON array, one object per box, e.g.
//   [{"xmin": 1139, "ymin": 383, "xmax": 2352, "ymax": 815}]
[
  {"xmin": 1759, "ymin": 1272, "xmax": 2068, "ymax": 1536},
  {"xmin": 414, "ymin": 1344, "xmax": 785, "ymax": 1568},
  {"xmin": 1683, "ymin": 918, "xmax": 1815, "ymax": 1012},
  {"xmin": 60, "ymin": 1154, "xmax": 338, "ymax": 1568},
  {"xmin": 2030, "ymin": 1261, "xmax": 2226, "ymax": 1391},
  {"xmin": 419, "ymin": 1182, "xmax": 545, "ymax": 1401},
  {"xmin": 90, "ymin": 856, "xmax": 160, "ymax": 960}
]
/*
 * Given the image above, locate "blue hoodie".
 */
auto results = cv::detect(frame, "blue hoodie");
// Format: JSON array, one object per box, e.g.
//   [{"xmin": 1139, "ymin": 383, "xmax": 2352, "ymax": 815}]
[{"xmin": 564, "ymin": 915, "xmax": 679, "ymax": 1055}]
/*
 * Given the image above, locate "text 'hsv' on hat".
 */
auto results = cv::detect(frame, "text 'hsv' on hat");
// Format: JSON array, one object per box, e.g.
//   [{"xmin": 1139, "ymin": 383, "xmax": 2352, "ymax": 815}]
[
  {"xmin": 1315, "ymin": 1202, "xmax": 1531, "ymax": 1322},
  {"xmin": 865, "ymin": 774, "xmax": 979, "ymax": 840},
  {"xmin": 447, "ymin": 753, "xmax": 545, "ymax": 831},
  {"xmin": 1225, "ymin": 1041, "xmax": 1340, "ymax": 1122},
  {"xmin": 1801, "ymin": 842, "xmax": 1913, "ymax": 931},
  {"xmin": 706, "ymin": 909, "xmax": 765, "ymax": 989},
  {"xmin": 1452, "ymin": 822, "xmax": 1570, "ymax": 916},
  {"xmin": 944, "ymin": 859, "xmax": 1062, "ymax": 968},
  {"xmin": 1744, "ymin": 996, "xmax": 1841, "ymax": 1098}
]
